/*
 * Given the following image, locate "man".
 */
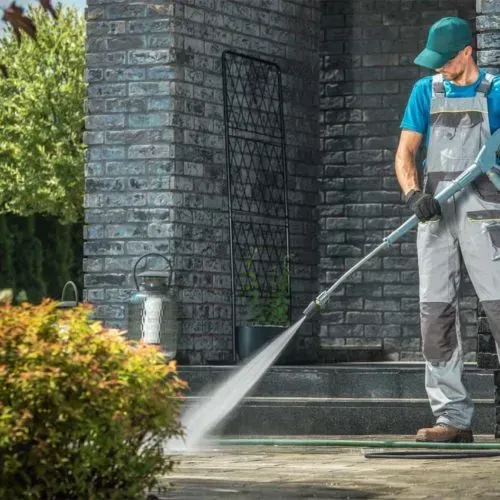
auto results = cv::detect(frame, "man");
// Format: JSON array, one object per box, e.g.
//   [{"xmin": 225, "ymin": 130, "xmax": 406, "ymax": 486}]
[{"xmin": 395, "ymin": 16, "xmax": 500, "ymax": 442}]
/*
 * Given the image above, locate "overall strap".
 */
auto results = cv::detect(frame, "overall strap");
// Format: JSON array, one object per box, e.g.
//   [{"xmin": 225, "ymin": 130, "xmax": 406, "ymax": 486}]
[
  {"xmin": 432, "ymin": 73, "xmax": 444, "ymax": 97},
  {"xmin": 477, "ymin": 72, "xmax": 495, "ymax": 95},
  {"xmin": 432, "ymin": 72, "xmax": 494, "ymax": 97}
]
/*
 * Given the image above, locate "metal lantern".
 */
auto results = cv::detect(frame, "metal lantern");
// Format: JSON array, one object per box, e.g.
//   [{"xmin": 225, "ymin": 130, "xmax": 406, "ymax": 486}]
[
  {"xmin": 56, "ymin": 281, "xmax": 79, "ymax": 309},
  {"xmin": 126, "ymin": 253, "xmax": 179, "ymax": 359}
]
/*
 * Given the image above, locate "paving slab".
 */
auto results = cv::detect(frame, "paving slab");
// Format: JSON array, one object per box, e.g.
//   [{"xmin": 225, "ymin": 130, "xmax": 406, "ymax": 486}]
[{"xmin": 157, "ymin": 435, "xmax": 500, "ymax": 499}]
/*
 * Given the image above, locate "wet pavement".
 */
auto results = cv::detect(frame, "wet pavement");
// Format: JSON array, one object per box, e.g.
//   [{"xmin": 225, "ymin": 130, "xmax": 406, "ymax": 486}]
[{"xmin": 157, "ymin": 436, "xmax": 500, "ymax": 499}]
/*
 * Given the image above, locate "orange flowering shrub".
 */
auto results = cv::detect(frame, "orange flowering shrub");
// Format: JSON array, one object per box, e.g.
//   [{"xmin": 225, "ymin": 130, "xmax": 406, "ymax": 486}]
[{"xmin": 0, "ymin": 299, "xmax": 186, "ymax": 499}]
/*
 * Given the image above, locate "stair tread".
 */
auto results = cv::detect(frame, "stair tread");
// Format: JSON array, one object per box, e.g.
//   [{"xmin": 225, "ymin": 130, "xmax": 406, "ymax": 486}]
[
  {"xmin": 180, "ymin": 362, "xmax": 489, "ymax": 371},
  {"xmin": 180, "ymin": 364, "xmax": 495, "ymax": 400},
  {"xmin": 183, "ymin": 396, "xmax": 494, "ymax": 404}
]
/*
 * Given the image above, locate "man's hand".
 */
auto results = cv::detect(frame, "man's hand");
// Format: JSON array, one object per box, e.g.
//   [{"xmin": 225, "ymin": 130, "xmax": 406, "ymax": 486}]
[{"xmin": 406, "ymin": 190, "xmax": 441, "ymax": 221}]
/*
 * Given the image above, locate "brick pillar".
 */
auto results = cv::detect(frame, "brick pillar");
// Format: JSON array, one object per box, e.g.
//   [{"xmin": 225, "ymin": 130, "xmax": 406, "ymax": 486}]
[{"xmin": 83, "ymin": 0, "xmax": 177, "ymax": 323}]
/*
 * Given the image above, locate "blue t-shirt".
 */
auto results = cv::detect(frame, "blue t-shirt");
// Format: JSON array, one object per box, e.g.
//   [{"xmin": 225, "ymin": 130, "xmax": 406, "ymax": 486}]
[{"xmin": 401, "ymin": 70, "xmax": 500, "ymax": 145}]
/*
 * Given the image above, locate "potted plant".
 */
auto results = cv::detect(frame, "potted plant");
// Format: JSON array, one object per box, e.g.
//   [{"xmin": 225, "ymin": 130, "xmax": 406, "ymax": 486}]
[{"xmin": 236, "ymin": 254, "xmax": 292, "ymax": 361}]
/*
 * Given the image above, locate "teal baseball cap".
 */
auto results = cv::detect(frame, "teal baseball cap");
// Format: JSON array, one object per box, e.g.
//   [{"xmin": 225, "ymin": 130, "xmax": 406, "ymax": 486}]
[{"xmin": 414, "ymin": 17, "xmax": 473, "ymax": 70}]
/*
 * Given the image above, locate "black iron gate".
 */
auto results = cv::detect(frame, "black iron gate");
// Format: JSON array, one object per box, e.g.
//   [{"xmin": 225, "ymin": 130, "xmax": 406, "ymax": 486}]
[{"xmin": 222, "ymin": 50, "xmax": 291, "ymax": 360}]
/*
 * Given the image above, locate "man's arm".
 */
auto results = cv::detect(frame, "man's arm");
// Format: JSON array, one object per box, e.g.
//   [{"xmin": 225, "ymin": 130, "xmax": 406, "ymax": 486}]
[
  {"xmin": 395, "ymin": 129, "xmax": 441, "ymax": 221},
  {"xmin": 395, "ymin": 129, "xmax": 423, "ymax": 196}
]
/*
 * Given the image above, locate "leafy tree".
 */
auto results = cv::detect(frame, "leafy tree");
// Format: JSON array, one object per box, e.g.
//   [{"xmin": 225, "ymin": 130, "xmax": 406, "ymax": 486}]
[
  {"xmin": 10, "ymin": 215, "xmax": 46, "ymax": 302},
  {"xmin": 0, "ymin": 5, "xmax": 85, "ymax": 222},
  {"xmin": 0, "ymin": 215, "xmax": 15, "ymax": 291}
]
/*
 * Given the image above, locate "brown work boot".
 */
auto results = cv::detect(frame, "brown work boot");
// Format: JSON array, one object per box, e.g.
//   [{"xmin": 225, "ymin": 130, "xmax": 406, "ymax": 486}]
[{"xmin": 415, "ymin": 424, "xmax": 473, "ymax": 443}]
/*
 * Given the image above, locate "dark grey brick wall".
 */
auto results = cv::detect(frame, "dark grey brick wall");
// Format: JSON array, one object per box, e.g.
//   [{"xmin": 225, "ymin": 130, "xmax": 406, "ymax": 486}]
[
  {"xmin": 318, "ymin": 0, "xmax": 476, "ymax": 360},
  {"xmin": 84, "ymin": 0, "xmax": 321, "ymax": 364},
  {"xmin": 169, "ymin": 2, "xmax": 322, "ymax": 364},
  {"xmin": 85, "ymin": 0, "xmax": 495, "ymax": 364},
  {"xmin": 477, "ymin": 1, "xmax": 500, "ymax": 73}
]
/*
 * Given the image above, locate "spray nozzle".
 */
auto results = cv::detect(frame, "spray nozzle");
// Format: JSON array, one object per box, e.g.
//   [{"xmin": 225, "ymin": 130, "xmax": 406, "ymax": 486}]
[{"xmin": 303, "ymin": 291, "xmax": 329, "ymax": 318}]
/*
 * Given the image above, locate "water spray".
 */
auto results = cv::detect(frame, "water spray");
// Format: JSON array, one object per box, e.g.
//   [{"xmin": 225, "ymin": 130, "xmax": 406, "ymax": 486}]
[{"xmin": 168, "ymin": 130, "xmax": 500, "ymax": 454}]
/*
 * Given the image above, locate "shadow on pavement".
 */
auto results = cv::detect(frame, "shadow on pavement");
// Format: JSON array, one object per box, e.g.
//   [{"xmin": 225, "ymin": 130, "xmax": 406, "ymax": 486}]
[{"xmin": 153, "ymin": 478, "xmax": 382, "ymax": 499}]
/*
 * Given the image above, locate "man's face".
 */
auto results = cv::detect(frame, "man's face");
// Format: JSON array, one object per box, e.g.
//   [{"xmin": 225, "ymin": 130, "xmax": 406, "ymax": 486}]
[{"xmin": 435, "ymin": 48, "xmax": 468, "ymax": 81}]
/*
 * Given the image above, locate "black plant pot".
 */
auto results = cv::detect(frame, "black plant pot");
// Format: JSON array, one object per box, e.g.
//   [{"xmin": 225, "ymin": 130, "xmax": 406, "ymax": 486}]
[{"xmin": 235, "ymin": 324, "xmax": 294, "ymax": 363}]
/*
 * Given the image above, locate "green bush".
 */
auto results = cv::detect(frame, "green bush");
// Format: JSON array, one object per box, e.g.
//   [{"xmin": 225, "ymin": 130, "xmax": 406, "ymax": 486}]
[
  {"xmin": 0, "ymin": 300, "xmax": 186, "ymax": 499},
  {"xmin": 241, "ymin": 254, "xmax": 290, "ymax": 326}
]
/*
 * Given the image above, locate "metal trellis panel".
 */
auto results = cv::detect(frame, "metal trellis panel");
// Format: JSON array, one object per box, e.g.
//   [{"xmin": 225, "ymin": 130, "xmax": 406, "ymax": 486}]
[{"xmin": 222, "ymin": 50, "xmax": 291, "ymax": 360}]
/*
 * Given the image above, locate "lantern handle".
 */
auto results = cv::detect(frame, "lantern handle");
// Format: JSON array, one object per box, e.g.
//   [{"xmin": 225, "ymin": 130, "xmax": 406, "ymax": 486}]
[
  {"xmin": 133, "ymin": 253, "xmax": 173, "ymax": 291},
  {"xmin": 60, "ymin": 281, "xmax": 78, "ymax": 304}
]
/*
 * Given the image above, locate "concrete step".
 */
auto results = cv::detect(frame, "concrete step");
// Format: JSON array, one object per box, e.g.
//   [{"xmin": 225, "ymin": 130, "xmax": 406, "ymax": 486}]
[
  {"xmin": 179, "ymin": 362, "xmax": 495, "ymax": 399},
  {"xmin": 178, "ymin": 363, "xmax": 497, "ymax": 436},
  {"xmin": 184, "ymin": 396, "xmax": 495, "ymax": 435}
]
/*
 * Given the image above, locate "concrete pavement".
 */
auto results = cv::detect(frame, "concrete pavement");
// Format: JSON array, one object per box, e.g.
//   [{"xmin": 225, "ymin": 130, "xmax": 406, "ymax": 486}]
[{"xmin": 157, "ymin": 436, "xmax": 500, "ymax": 499}]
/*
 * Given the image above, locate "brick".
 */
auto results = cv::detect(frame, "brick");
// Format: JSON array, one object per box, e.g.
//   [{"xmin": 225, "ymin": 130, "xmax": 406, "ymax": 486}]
[
  {"xmin": 104, "ymin": 68, "xmax": 145, "ymax": 81},
  {"xmin": 88, "ymin": 19, "xmax": 126, "ymax": 34},
  {"xmin": 478, "ymin": 0, "xmax": 500, "ymax": 14},
  {"xmin": 362, "ymin": 54, "xmax": 399, "ymax": 66},
  {"xmin": 105, "ymin": 224, "xmax": 147, "ymax": 239},
  {"xmin": 106, "ymin": 161, "xmax": 145, "ymax": 176},
  {"xmin": 86, "ymin": 178, "xmax": 125, "ymax": 193},
  {"xmin": 476, "ymin": 14, "xmax": 500, "ymax": 30},
  {"xmin": 364, "ymin": 299, "xmax": 400, "ymax": 311},
  {"xmin": 128, "ymin": 50, "xmax": 174, "ymax": 65},
  {"xmin": 84, "ymin": 241, "xmax": 124, "ymax": 256},
  {"xmin": 128, "ymin": 113, "xmax": 173, "ymax": 128},
  {"xmin": 345, "ymin": 203, "xmax": 382, "ymax": 217},
  {"xmin": 83, "ymin": 131, "xmax": 104, "ymax": 145},
  {"xmin": 128, "ymin": 145, "xmax": 174, "ymax": 162},
  {"xmin": 384, "ymin": 312, "xmax": 419, "ymax": 324},
  {"xmin": 364, "ymin": 271, "xmax": 400, "ymax": 283},
  {"xmin": 345, "ymin": 311, "xmax": 383, "ymax": 324},
  {"xmin": 105, "ymin": 4, "xmax": 147, "ymax": 19},
  {"xmin": 346, "ymin": 150, "xmax": 384, "ymax": 163},
  {"xmin": 85, "ymin": 273, "xmax": 127, "ymax": 287},
  {"xmin": 129, "ymin": 82, "xmax": 175, "ymax": 96},
  {"xmin": 105, "ymin": 129, "xmax": 162, "ymax": 144},
  {"xmin": 478, "ymin": 50, "xmax": 500, "ymax": 66},
  {"xmin": 87, "ymin": 84, "xmax": 127, "ymax": 98},
  {"xmin": 86, "ymin": 52, "xmax": 126, "ymax": 66},
  {"xmin": 85, "ymin": 114, "xmax": 125, "ymax": 130},
  {"xmin": 384, "ymin": 284, "xmax": 419, "ymax": 297},
  {"xmin": 85, "ymin": 209, "xmax": 127, "ymax": 224},
  {"xmin": 88, "ymin": 146, "xmax": 126, "ymax": 161},
  {"xmin": 106, "ymin": 98, "xmax": 146, "ymax": 113},
  {"xmin": 147, "ymin": 66, "xmax": 176, "ymax": 81}
]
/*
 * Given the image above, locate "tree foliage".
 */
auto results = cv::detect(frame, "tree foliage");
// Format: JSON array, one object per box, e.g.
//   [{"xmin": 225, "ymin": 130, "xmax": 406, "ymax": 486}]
[
  {"xmin": 0, "ymin": 5, "xmax": 85, "ymax": 222},
  {"xmin": 1, "ymin": 0, "xmax": 58, "ymax": 49}
]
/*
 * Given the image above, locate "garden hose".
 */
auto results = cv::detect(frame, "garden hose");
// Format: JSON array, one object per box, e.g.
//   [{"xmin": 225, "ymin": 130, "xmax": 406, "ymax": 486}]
[
  {"xmin": 215, "ymin": 438, "xmax": 500, "ymax": 459},
  {"xmin": 363, "ymin": 450, "xmax": 500, "ymax": 459}
]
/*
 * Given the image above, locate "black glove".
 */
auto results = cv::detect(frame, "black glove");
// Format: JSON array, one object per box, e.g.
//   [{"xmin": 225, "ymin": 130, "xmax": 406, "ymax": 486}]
[{"xmin": 405, "ymin": 189, "xmax": 441, "ymax": 222}]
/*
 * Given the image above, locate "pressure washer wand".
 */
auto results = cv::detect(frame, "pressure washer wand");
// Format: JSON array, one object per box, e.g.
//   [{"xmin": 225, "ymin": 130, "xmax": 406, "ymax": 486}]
[{"xmin": 303, "ymin": 129, "xmax": 500, "ymax": 319}]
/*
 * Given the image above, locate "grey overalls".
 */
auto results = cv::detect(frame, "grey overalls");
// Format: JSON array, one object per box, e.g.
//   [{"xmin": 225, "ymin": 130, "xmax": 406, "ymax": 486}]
[{"xmin": 418, "ymin": 72, "xmax": 500, "ymax": 430}]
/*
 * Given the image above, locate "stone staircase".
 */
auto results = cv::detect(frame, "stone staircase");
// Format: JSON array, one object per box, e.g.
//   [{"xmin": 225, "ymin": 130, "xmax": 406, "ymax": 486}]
[{"xmin": 178, "ymin": 363, "xmax": 496, "ymax": 435}]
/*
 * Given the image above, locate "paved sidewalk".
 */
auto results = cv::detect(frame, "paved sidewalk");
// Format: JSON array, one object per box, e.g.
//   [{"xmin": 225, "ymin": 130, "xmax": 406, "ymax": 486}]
[{"xmin": 158, "ymin": 436, "xmax": 500, "ymax": 499}]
